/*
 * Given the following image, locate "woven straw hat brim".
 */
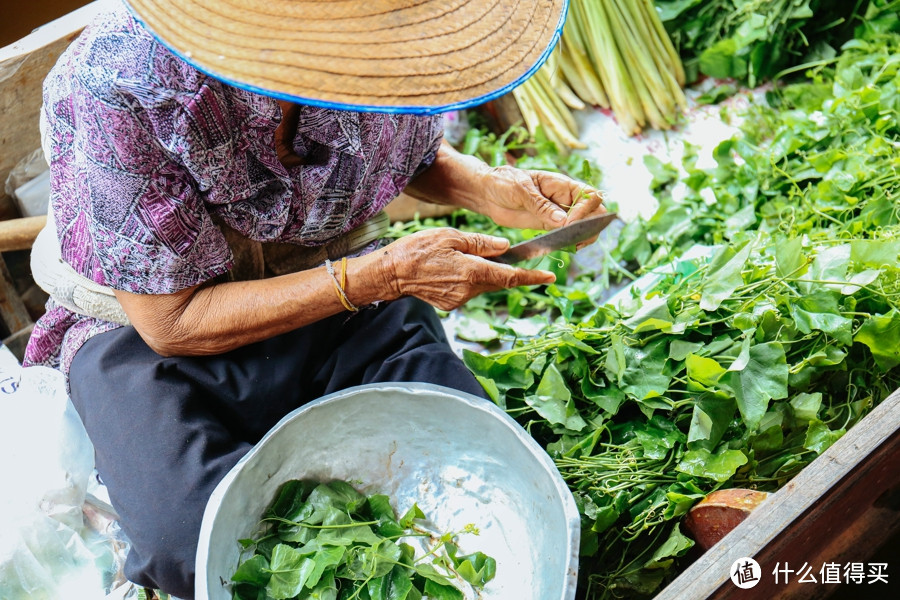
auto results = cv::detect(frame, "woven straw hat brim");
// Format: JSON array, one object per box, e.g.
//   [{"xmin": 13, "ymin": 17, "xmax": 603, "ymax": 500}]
[{"xmin": 124, "ymin": 0, "xmax": 568, "ymax": 114}]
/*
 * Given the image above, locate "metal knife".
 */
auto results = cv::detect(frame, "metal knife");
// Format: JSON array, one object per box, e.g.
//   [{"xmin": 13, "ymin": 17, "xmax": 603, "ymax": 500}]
[{"xmin": 491, "ymin": 212, "xmax": 619, "ymax": 265}]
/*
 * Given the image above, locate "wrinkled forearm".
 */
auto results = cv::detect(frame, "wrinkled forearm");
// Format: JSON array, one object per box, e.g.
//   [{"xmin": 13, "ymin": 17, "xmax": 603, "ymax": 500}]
[
  {"xmin": 403, "ymin": 141, "xmax": 491, "ymax": 211},
  {"xmin": 114, "ymin": 251, "xmax": 396, "ymax": 357}
]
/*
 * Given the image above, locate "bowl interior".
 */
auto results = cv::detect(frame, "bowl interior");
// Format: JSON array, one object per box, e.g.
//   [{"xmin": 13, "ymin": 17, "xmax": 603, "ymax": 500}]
[{"xmin": 197, "ymin": 383, "xmax": 579, "ymax": 599}]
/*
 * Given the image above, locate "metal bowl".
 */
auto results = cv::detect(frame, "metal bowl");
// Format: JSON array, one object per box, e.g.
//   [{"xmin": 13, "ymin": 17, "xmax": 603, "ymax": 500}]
[{"xmin": 196, "ymin": 383, "xmax": 580, "ymax": 599}]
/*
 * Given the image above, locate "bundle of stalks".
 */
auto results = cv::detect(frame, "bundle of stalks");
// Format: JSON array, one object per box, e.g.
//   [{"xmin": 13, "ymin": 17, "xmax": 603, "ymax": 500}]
[
  {"xmin": 513, "ymin": 0, "xmax": 688, "ymax": 144},
  {"xmin": 512, "ymin": 50, "xmax": 587, "ymax": 152}
]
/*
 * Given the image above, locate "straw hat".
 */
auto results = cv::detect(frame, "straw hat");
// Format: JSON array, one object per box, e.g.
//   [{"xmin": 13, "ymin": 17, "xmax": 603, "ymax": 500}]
[{"xmin": 123, "ymin": 0, "xmax": 569, "ymax": 114}]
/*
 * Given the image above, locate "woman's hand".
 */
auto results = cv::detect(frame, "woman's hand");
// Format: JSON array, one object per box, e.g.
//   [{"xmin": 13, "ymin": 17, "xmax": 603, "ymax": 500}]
[
  {"xmin": 404, "ymin": 143, "xmax": 606, "ymax": 248},
  {"xmin": 479, "ymin": 165, "xmax": 606, "ymax": 241},
  {"xmin": 376, "ymin": 228, "xmax": 556, "ymax": 312}
]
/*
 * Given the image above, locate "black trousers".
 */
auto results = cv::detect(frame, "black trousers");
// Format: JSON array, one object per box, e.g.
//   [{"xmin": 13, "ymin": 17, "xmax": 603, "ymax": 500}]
[{"xmin": 68, "ymin": 297, "xmax": 487, "ymax": 599}]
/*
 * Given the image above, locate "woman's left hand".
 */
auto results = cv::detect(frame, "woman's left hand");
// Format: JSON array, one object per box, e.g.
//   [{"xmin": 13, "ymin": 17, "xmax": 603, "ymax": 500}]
[
  {"xmin": 404, "ymin": 143, "xmax": 606, "ymax": 248},
  {"xmin": 479, "ymin": 165, "xmax": 606, "ymax": 248}
]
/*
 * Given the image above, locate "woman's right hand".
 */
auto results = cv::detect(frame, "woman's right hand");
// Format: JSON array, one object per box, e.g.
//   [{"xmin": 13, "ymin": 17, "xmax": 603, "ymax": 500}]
[{"xmin": 375, "ymin": 228, "xmax": 556, "ymax": 312}]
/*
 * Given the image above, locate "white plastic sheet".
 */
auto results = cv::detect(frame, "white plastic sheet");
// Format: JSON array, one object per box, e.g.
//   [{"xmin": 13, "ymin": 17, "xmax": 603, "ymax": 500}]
[{"xmin": 0, "ymin": 345, "xmax": 131, "ymax": 599}]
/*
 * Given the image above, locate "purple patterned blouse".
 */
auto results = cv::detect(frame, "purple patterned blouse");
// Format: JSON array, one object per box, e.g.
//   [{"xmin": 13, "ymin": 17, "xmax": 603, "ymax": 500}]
[{"xmin": 23, "ymin": 1, "xmax": 444, "ymax": 376}]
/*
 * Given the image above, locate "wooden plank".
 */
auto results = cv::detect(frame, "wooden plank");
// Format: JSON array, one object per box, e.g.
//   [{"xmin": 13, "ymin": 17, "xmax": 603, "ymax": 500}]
[
  {"xmin": 0, "ymin": 215, "xmax": 47, "ymax": 252},
  {"xmin": 0, "ymin": 0, "xmax": 109, "ymax": 218},
  {"xmin": 655, "ymin": 387, "xmax": 900, "ymax": 599}
]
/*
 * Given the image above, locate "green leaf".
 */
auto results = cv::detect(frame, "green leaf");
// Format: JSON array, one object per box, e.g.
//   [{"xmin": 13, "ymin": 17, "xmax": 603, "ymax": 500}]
[
  {"xmin": 368, "ymin": 495, "xmax": 405, "ymax": 538},
  {"xmin": 663, "ymin": 481, "xmax": 706, "ymax": 519},
  {"xmin": 724, "ymin": 204, "xmax": 757, "ymax": 238},
  {"xmin": 655, "ymin": 0, "xmax": 703, "ymax": 21},
  {"xmin": 728, "ymin": 342, "xmax": 788, "ymax": 430},
  {"xmin": 805, "ymin": 245, "xmax": 850, "ymax": 293},
  {"xmin": 266, "ymin": 544, "xmax": 315, "ymax": 599},
  {"xmin": 524, "ymin": 363, "xmax": 587, "ymax": 431},
  {"xmin": 616, "ymin": 218, "xmax": 653, "ymax": 264},
  {"xmin": 687, "ymin": 405, "xmax": 713, "ymax": 445},
  {"xmin": 643, "ymin": 155, "xmax": 680, "ymax": 190},
  {"xmin": 232, "ymin": 555, "xmax": 271, "ymax": 587},
  {"xmin": 462, "ymin": 350, "xmax": 534, "ymax": 393},
  {"xmin": 790, "ymin": 291, "xmax": 853, "ymax": 345},
  {"xmin": 399, "ymin": 504, "xmax": 425, "ymax": 528},
  {"xmin": 473, "ymin": 376, "xmax": 500, "ymax": 404},
  {"xmin": 699, "ymin": 38, "xmax": 748, "ymax": 80},
  {"xmin": 644, "ymin": 524, "xmax": 695, "ymax": 569},
  {"xmin": 413, "ymin": 563, "xmax": 454, "ymax": 587},
  {"xmin": 854, "ymin": 309, "xmax": 900, "ymax": 370},
  {"xmin": 454, "ymin": 313, "xmax": 499, "ymax": 343},
  {"xmin": 340, "ymin": 543, "xmax": 399, "ymax": 581},
  {"xmin": 775, "ymin": 237, "xmax": 806, "ymax": 278},
  {"xmin": 590, "ymin": 503, "xmax": 620, "ymax": 534},
  {"xmin": 696, "ymin": 83, "xmax": 739, "ymax": 105},
  {"xmin": 422, "ymin": 580, "xmax": 464, "ymax": 600},
  {"xmin": 850, "ymin": 239, "xmax": 900, "ymax": 268},
  {"xmin": 306, "ymin": 545, "xmax": 344, "ymax": 589},
  {"xmin": 267, "ymin": 480, "xmax": 316, "ymax": 521},
  {"xmin": 621, "ymin": 339, "xmax": 672, "ymax": 401},
  {"xmin": 751, "ymin": 412, "xmax": 784, "ymax": 453},
  {"xmin": 669, "ymin": 340, "xmax": 704, "ymax": 361},
  {"xmin": 306, "ymin": 482, "xmax": 366, "ymax": 517},
  {"xmin": 371, "ymin": 540, "xmax": 403, "ymax": 578},
  {"xmin": 677, "ymin": 448, "xmax": 748, "ymax": 482},
  {"xmin": 804, "ymin": 345, "xmax": 846, "ymax": 367},
  {"xmin": 700, "ymin": 242, "xmax": 752, "ymax": 311},
  {"xmin": 582, "ymin": 379, "xmax": 626, "ymax": 416},
  {"xmin": 454, "ymin": 552, "xmax": 497, "ymax": 586},
  {"xmin": 841, "ymin": 269, "xmax": 882, "ymax": 295},
  {"xmin": 366, "ymin": 567, "xmax": 414, "ymax": 600},
  {"xmin": 804, "ymin": 420, "xmax": 845, "ymax": 455},
  {"xmin": 605, "ymin": 333, "xmax": 626, "ymax": 385},
  {"xmin": 685, "ymin": 354, "xmax": 727, "ymax": 387},
  {"xmin": 315, "ymin": 508, "xmax": 383, "ymax": 547},
  {"xmin": 632, "ymin": 317, "xmax": 675, "ymax": 334},
  {"xmin": 298, "ymin": 571, "xmax": 338, "ymax": 600},
  {"xmin": 790, "ymin": 392, "xmax": 822, "ymax": 422},
  {"xmin": 619, "ymin": 569, "xmax": 666, "ymax": 595},
  {"xmin": 634, "ymin": 416, "xmax": 686, "ymax": 459},
  {"xmin": 686, "ymin": 393, "xmax": 735, "ymax": 450}
]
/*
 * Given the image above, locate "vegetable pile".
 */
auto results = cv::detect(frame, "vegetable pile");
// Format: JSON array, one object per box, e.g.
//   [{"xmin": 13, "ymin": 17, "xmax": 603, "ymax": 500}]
[
  {"xmin": 385, "ymin": 7, "xmax": 900, "ymax": 598},
  {"xmin": 459, "ymin": 10, "xmax": 900, "ymax": 600},
  {"xmin": 466, "ymin": 228, "xmax": 900, "ymax": 596},
  {"xmin": 230, "ymin": 480, "xmax": 496, "ymax": 600},
  {"xmin": 654, "ymin": 0, "xmax": 879, "ymax": 86},
  {"xmin": 617, "ymin": 8, "xmax": 900, "ymax": 269}
]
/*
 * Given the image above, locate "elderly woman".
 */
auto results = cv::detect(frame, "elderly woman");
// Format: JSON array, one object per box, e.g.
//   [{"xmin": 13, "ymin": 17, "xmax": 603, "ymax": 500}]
[{"xmin": 24, "ymin": 0, "xmax": 604, "ymax": 597}]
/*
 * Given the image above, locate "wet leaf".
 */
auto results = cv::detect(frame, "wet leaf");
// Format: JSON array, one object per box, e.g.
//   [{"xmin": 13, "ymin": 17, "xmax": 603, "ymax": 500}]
[
  {"xmin": 677, "ymin": 448, "xmax": 748, "ymax": 482},
  {"xmin": 728, "ymin": 342, "xmax": 788, "ymax": 430}
]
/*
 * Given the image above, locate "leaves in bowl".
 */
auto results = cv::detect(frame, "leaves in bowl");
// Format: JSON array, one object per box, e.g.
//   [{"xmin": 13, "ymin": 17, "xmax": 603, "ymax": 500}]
[{"xmin": 231, "ymin": 480, "xmax": 496, "ymax": 600}]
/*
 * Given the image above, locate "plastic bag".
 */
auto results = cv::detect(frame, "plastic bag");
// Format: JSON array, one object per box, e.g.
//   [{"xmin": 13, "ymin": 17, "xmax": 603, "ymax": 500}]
[
  {"xmin": 4, "ymin": 147, "xmax": 50, "ymax": 217},
  {"xmin": 0, "ymin": 344, "xmax": 133, "ymax": 599}
]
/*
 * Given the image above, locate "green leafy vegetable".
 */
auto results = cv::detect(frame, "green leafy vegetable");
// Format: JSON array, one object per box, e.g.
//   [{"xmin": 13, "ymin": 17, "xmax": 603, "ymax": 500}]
[
  {"xmin": 655, "ymin": 0, "xmax": 869, "ymax": 86},
  {"xmin": 231, "ymin": 481, "xmax": 495, "ymax": 600}
]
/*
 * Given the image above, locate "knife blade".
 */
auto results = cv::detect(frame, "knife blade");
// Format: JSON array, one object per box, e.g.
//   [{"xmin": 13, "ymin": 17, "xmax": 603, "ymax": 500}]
[{"xmin": 491, "ymin": 212, "xmax": 619, "ymax": 265}]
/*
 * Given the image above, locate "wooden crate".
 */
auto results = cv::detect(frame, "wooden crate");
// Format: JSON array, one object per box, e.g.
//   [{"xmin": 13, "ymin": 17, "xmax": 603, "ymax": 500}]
[{"xmin": 655, "ymin": 388, "xmax": 900, "ymax": 599}]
